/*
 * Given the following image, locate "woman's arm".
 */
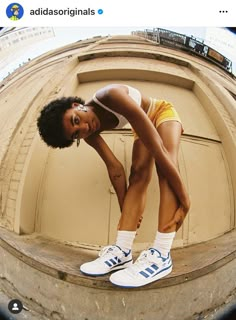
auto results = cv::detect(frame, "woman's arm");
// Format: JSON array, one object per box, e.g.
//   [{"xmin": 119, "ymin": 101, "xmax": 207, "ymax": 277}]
[
  {"xmin": 85, "ymin": 134, "xmax": 127, "ymax": 211},
  {"xmin": 100, "ymin": 87, "xmax": 190, "ymax": 213}
]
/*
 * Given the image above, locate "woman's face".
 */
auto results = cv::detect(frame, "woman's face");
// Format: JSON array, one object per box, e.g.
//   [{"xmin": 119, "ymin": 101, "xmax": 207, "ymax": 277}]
[{"xmin": 62, "ymin": 103, "xmax": 101, "ymax": 144}]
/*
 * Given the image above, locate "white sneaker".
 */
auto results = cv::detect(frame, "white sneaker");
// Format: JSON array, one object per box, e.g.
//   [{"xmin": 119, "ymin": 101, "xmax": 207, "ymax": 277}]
[
  {"xmin": 109, "ymin": 248, "xmax": 172, "ymax": 287},
  {"xmin": 80, "ymin": 245, "xmax": 133, "ymax": 276}
]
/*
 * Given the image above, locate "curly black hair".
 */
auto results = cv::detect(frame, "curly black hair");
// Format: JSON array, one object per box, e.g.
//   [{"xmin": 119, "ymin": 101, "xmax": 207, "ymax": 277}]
[{"xmin": 37, "ymin": 96, "xmax": 85, "ymax": 148}]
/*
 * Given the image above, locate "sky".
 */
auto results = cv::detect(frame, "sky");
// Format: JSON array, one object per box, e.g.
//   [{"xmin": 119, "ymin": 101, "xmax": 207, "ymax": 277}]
[{"xmin": 0, "ymin": 27, "xmax": 236, "ymax": 80}]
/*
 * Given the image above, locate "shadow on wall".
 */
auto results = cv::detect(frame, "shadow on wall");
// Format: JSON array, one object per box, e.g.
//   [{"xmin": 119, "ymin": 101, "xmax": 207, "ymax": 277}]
[
  {"xmin": 216, "ymin": 305, "xmax": 236, "ymax": 320},
  {"xmin": 0, "ymin": 308, "xmax": 16, "ymax": 320}
]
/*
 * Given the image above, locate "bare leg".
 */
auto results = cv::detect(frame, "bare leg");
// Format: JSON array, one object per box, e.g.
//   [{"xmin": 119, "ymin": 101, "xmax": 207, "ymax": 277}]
[
  {"xmin": 156, "ymin": 121, "xmax": 182, "ymax": 233},
  {"xmin": 118, "ymin": 139, "xmax": 154, "ymax": 231},
  {"xmin": 110, "ymin": 124, "xmax": 182, "ymax": 286},
  {"xmin": 118, "ymin": 121, "xmax": 182, "ymax": 232}
]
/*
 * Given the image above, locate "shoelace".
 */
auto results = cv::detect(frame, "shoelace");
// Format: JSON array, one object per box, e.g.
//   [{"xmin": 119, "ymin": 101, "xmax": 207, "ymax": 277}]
[
  {"xmin": 99, "ymin": 245, "xmax": 121, "ymax": 258},
  {"xmin": 127, "ymin": 250, "xmax": 163, "ymax": 276}
]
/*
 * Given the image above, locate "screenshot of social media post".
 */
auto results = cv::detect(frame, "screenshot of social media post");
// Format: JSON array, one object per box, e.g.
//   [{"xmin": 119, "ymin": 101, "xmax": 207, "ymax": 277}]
[{"xmin": 0, "ymin": 1, "xmax": 236, "ymax": 319}]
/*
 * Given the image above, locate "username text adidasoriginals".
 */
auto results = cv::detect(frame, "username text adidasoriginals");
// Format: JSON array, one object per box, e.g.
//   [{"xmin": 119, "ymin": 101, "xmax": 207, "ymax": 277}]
[{"xmin": 30, "ymin": 8, "xmax": 96, "ymax": 17}]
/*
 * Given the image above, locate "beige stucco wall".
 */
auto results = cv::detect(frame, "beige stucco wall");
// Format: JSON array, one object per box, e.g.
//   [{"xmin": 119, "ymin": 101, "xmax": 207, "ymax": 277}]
[{"xmin": 0, "ymin": 35, "xmax": 235, "ymax": 251}]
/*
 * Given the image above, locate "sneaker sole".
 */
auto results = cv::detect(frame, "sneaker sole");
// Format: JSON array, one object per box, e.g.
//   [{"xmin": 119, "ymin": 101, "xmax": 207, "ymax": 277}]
[
  {"xmin": 110, "ymin": 264, "xmax": 172, "ymax": 287},
  {"xmin": 80, "ymin": 260, "xmax": 133, "ymax": 277}
]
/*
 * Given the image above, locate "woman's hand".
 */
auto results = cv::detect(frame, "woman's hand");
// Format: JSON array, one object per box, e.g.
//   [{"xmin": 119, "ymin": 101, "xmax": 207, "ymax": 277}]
[
  {"xmin": 163, "ymin": 197, "xmax": 191, "ymax": 232},
  {"xmin": 137, "ymin": 216, "xmax": 143, "ymax": 229}
]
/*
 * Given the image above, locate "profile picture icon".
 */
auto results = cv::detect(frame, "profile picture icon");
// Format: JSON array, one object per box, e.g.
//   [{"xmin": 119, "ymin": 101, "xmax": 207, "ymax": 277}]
[
  {"xmin": 6, "ymin": 3, "xmax": 24, "ymax": 20},
  {"xmin": 8, "ymin": 299, "xmax": 23, "ymax": 314}
]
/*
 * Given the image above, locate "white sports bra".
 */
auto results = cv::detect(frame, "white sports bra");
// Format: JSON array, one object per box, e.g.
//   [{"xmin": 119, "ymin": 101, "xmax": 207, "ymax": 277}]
[{"xmin": 93, "ymin": 85, "xmax": 142, "ymax": 129}]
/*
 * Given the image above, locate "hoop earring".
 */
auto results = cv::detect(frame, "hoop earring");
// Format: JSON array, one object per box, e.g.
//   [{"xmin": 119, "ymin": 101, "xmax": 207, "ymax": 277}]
[{"xmin": 76, "ymin": 105, "xmax": 88, "ymax": 112}]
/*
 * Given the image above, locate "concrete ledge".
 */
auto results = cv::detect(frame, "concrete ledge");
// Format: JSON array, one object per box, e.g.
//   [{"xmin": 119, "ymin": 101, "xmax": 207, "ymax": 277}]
[
  {"xmin": 77, "ymin": 68, "xmax": 194, "ymax": 89},
  {"xmin": 77, "ymin": 49, "xmax": 190, "ymax": 67},
  {"xmin": 0, "ymin": 227, "xmax": 236, "ymax": 290},
  {"xmin": 0, "ymin": 228, "xmax": 236, "ymax": 319}
]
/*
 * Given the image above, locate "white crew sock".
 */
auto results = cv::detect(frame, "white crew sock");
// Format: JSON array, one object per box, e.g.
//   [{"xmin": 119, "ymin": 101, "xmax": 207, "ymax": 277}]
[
  {"xmin": 115, "ymin": 230, "xmax": 136, "ymax": 251},
  {"xmin": 152, "ymin": 231, "xmax": 176, "ymax": 258}
]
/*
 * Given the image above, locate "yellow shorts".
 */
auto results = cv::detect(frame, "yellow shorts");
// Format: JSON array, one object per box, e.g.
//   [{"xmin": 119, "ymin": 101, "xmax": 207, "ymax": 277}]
[{"xmin": 133, "ymin": 98, "xmax": 183, "ymax": 140}]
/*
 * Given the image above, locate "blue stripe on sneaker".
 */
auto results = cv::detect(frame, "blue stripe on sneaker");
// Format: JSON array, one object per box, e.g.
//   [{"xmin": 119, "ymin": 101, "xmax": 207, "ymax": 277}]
[
  {"xmin": 139, "ymin": 261, "xmax": 172, "ymax": 279},
  {"xmin": 145, "ymin": 267, "xmax": 155, "ymax": 274},
  {"xmin": 150, "ymin": 264, "xmax": 172, "ymax": 278},
  {"xmin": 151, "ymin": 264, "xmax": 158, "ymax": 271},
  {"xmin": 105, "ymin": 260, "xmax": 112, "ymax": 267},
  {"xmin": 109, "ymin": 257, "xmax": 122, "ymax": 265},
  {"xmin": 110, "ymin": 258, "xmax": 117, "ymax": 265},
  {"xmin": 139, "ymin": 271, "xmax": 150, "ymax": 278},
  {"xmin": 105, "ymin": 257, "xmax": 132, "ymax": 269},
  {"xmin": 115, "ymin": 257, "xmax": 122, "ymax": 263},
  {"xmin": 117, "ymin": 258, "xmax": 132, "ymax": 267}
]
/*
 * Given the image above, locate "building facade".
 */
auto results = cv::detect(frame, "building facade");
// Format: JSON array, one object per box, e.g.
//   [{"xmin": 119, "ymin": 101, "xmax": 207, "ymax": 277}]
[{"xmin": 0, "ymin": 34, "xmax": 236, "ymax": 319}]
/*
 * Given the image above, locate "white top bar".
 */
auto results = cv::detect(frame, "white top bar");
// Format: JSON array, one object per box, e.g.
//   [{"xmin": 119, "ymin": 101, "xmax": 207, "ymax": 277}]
[{"xmin": 0, "ymin": 0, "xmax": 236, "ymax": 27}]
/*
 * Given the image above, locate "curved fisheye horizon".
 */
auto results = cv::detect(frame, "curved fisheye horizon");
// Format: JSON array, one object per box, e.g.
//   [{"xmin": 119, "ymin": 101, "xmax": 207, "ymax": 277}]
[{"xmin": 0, "ymin": 26, "xmax": 236, "ymax": 80}]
